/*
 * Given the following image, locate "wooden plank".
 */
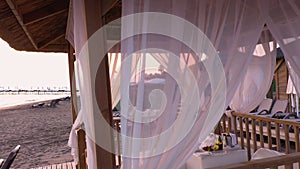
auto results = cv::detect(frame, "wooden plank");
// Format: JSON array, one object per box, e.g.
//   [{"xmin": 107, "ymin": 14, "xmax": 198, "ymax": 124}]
[
  {"xmin": 101, "ymin": 0, "xmax": 119, "ymax": 17},
  {"xmin": 267, "ymin": 122, "xmax": 272, "ymax": 149},
  {"xmin": 284, "ymin": 124, "xmax": 290, "ymax": 154},
  {"xmin": 207, "ymin": 152, "xmax": 300, "ymax": 169},
  {"xmin": 83, "ymin": 0, "xmax": 116, "ymax": 168},
  {"xmin": 251, "ymin": 119, "xmax": 257, "ymax": 152},
  {"xmin": 258, "ymin": 120, "xmax": 264, "ymax": 148},
  {"xmin": 71, "ymin": 162, "xmax": 76, "ymax": 169},
  {"xmin": 228, "ymin": 117, "xmax": 232, "ymax": 132},
  {"xmin": 67, "ymin": 44, "xmax": 77, "ymax": 122},
  {"xmin": 285, "ymin": 164, "xmax": 293, "ymax": 169},
  {"xmin": 66, "ymin": 162, "xmax": 72, "ymax": 169},
  {"xmin": 232, "ymin": 112, "xmax": 300, "ymax": 142},
  {"xmin": 38, "ymin": 33, "xmax": 64, "ymax": 49},
  {"xmin": 23, "ymin": 1, "xmax": 69, "ymax": 25},
  {"xmin": 295, "ymin": 126, "xmax": 300, "ymax": 152},
  {"xmin": 245, "ymin": 118, "xmax": 251, "ymax": 160},
  {"xmin": 77, "ymin": 129, "xmax": 87, "ymax": 169},
  {"xmin": 62, "ymin": 163, "xmax": 67, "ymax": 169},
  {"xmin": 56, "ymin": 163, "xmax": 62, "ymax": 169},
  {"xmin": 233, "ymin": 116, "xmax": 238, "ymax": 144},
  {"xmin": 31, "ymin": 162, "xmax": 77, "ymax": 169},
  {"xmin": 5, "ymin": 0, "xmax": 38, "ymax": 49},
  {"xmin": 67, "ymin": 43, "xmax": 86, "ymax": 169},
  {"xmin": 275, "ymin": 123, "xmax": 281, "ymax": 152},
  {"xmin": 222, "ymin": 115, "xmax": 226, "ymax": 132},
  {"xmin": 239, "ymin": 117, "xmax": 244, "ymax": 149}
]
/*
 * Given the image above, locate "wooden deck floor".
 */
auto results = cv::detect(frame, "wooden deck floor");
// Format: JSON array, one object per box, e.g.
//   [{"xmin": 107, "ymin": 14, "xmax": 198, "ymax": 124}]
[{"xmin": 30, "ymin": 161, "xmax": 75, "ymax": 169}]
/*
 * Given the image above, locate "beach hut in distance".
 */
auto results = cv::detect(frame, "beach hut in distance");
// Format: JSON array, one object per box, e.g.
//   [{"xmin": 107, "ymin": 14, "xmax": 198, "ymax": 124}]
[{"xmin": 1, "ymin": 0, "xmax": 300, "ymax": 169}]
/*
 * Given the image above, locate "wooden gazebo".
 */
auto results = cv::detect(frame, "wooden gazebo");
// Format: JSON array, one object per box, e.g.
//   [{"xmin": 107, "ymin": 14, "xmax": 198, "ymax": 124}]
[
  {"xmin": 0, "ymin": 0, "xmax": 121, "ymax": 168},
  {"xmin": 1, "ymin": 1, "xmax": 300, "ymax": 169}
]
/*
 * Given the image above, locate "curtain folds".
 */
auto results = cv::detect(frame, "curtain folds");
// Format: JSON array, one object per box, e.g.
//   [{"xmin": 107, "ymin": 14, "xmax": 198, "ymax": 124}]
[
  {"xmin": 121, "ymin": 0, "xmax": 265, "ymax": 169},
  {"xmin": 230, "ymin": 31, "xmax": 276, "ymax": 113},
  {"xmin": 66, "ymin": 0, "xmax": 300, "ymax": 169},
  {"xmin": 262, "ymin": 0, "xmax": 300, "ymax": 94}
]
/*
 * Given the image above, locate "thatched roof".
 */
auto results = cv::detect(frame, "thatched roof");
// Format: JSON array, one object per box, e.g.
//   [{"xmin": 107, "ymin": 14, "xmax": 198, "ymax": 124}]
[
  {"xmin": 0, "ymin": 0, "xmax": 69, "ymax": 52},
  {"xmin": 0, "ymin": 0, "xmax": 121, "ymax": 53}
]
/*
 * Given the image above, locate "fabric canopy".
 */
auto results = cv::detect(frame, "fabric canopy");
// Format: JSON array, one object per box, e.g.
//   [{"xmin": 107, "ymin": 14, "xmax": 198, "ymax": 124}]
[{"xmin": 66, "ymin": 0, "xmax": 300, "ymax": 169}]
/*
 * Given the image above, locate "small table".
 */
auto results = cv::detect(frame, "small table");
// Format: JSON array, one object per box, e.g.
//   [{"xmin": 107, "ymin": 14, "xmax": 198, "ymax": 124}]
[{"xmin": 183, "ymin": 147, "xmax": 247, "ymax": 169}]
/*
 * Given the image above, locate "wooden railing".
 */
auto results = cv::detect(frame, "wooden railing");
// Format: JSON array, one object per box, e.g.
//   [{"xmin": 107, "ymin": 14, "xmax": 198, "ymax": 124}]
[
  {"xmin": 216, "ymin": 111, "xmax": 300, "ymax": 168},
  {"xmin": 208, "ymin": 151, "xmax": 300, "ymax": 169}
]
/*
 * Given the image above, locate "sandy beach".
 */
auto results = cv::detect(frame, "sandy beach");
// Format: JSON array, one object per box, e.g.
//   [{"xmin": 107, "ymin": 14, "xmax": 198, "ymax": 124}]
[{"xmin": 0, "ymin": 98, "xmax": 74, "ymax": 168}]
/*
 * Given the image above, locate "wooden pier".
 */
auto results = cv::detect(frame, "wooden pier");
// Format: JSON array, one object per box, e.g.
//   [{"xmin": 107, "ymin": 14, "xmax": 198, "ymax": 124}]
[{"xmin": 30, "ymin": 161, "xmax": 75, "ymax": 169}]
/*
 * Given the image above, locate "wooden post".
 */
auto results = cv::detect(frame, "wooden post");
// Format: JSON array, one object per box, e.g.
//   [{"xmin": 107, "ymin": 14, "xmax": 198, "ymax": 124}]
[
  {"xmin": 83, "ymin": 0, "xmax": 116, "ymax": 168},
  {"xmin": 67, "ymin": 43, "xmax": 87, "ymax": 169},
  {"xmin": 67, "ymin": 43, "xmax": 77, "ymax": 123}
]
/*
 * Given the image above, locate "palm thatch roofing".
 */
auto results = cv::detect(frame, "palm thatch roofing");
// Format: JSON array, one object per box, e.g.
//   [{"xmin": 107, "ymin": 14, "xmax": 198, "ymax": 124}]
[{"xmin": 0, "ymin": 0, "xmax": 121, "ymax": 53}]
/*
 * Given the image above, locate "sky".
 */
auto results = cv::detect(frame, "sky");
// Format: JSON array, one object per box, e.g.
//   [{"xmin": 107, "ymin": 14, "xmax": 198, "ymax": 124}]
[{"xmin": 0, "ymin": 38, "xmax": 70, "ymax": 90}]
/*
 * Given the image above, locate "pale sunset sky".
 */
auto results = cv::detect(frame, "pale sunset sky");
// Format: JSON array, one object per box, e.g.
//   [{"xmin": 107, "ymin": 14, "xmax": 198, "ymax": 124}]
[{"xmin": 0, "ymin": 38, "xmax": 70, "ymax": 90}]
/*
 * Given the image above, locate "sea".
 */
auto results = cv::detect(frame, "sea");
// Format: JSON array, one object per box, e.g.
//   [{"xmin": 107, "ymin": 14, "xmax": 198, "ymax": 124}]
[{"xmin": 0, "ymin": 93, "xmax": 70, "ymax": 108}]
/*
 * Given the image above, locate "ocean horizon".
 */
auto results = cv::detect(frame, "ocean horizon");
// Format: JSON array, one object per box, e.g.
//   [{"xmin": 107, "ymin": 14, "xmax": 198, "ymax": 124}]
[{"xmin": 0, "ymin": 94, "xmax": 70, "ymax": 108}]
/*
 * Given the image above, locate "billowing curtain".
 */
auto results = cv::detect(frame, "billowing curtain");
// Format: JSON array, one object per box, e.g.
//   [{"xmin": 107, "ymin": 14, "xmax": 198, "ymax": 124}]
[
  {"xmin": 262, "ymin": 0, "xmax": 300, "ymax": 94},
  {"xmin": 120, "ymin": 0, "xmax": 265, "ymax": 169},
  {"xmin": 66, "ymin": 0, "xmax": 300, "ymax": 169},
  {"xmin": 230, "ymin": 30, "xmax": 276, "ymax": 113},
  {"xmin": 66, "ymin": 0, "xmax": 123, "ymax": 168}
]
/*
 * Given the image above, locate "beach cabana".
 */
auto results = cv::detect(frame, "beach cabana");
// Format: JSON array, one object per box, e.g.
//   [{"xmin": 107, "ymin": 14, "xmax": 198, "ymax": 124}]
[{"xmin": 1, "ymin": 0, "xmax": 300, "ymax": 169}]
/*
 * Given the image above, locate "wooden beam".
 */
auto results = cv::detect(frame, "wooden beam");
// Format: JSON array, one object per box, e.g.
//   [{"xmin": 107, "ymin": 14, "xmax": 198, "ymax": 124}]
[
  {"xmin": 67, "ymin": 43, "xmax": 77, "ymax": 122},
  {"xmin": 23, "ymin": 1, "xmax": 69, "ymax": 25},
  {"xmin": 275, "ymin": 59, "xmax": 284, "ymax": 73},
  {"xmin": 5, "ymin": 0, "xmax": 38, "ymax": 49},
  {"xmin": 101, "ymin": 0, "xmax": 119, "ymax": 17},
  {"xmin": 84, "ymin": 0, "xmax": 116, "ymax": 168},
  {"xmin": 67, "ymin": 43, "xmax": 87, "ymax": 169},
  {"xmin": 38, "ymin": 33, "xmax": 65, "ymax": 49}
]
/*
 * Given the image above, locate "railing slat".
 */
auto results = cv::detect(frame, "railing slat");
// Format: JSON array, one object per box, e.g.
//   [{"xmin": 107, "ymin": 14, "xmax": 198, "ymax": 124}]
[
  {"xmin": 284, "ymin": 124, "xmax": 290, "ymax": 154},
  {"xmin": 251, "ymin": 119, "xmax": 257, "ymax": 152},
  {"xmin": 228, "ymin": 117, "xmax": 232, "ymax": 132},
  {"xmin": 259, "ymin": 120, "xmax": 264, "ymax": 148},
  {"xmin": 233, "ymin": 116, "xmax": 238, "ymax": 144},
  {"xmin": 275, "ymin": 123, "xmax": 281, "ymax": 152},
  {"xmin": 207, "ymin": 152, "xmax": 300, "ymax": 169},
  {"xmin": 284, "ymin": 163, "xmax": 293, "ymax": 169},
  {"xmin": 245, "ymin": 118, "xmax": 251, "ymax": 160},
  {"xmin": 239, "ymin": 117, "xmax": 244, "ymax": 149},
  {"xmin": 267, "ymin": 122, "xmax": 272, "ymax": 149},
  {"xmin": 295, "ymin": 126, "xmax": 299, "ymax": 152},
  {"xmin": 222, "ymin": 115, "xmax": 227, "ymax": 133}
]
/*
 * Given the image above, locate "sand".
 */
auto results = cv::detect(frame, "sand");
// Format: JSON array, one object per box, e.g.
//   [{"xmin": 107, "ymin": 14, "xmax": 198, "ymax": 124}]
[{"xmin": 0, "ymin": 98, "xmax": 74, "ymax": 169}]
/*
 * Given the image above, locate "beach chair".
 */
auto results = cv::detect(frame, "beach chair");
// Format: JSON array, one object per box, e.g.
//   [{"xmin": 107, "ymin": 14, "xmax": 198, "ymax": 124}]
[
  {"xmin": 250, "ymin": 98, "xmax": 273, "ymax": 115},
  {"xmin": 0, "ymin": 159, "xmax": 4, "ymax": 168},
  {"xmin": 47, "ymin": 99, "xmax": 60, "ymax": 108},
  {"xmin": 0, "ymin": 145, "xmax": 20, "ymax": 169},
  {"xmin": 257, "ymin": 99, "xmax": 288, "ymax": 118},
  {"xmin": 31, "ymin": 102, "xmax": 45, "ymax": 108}
]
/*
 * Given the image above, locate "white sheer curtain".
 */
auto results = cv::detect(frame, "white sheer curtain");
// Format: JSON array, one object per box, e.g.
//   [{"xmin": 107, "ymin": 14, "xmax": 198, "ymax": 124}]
[
  {"xmin": 121, "ymin": 0, "xmax": 265, "ymax": 169},
  {"xmin": 66, "ymin": 0, "xmax": 123, "ymax": 167},
  {"xmin": 262, "ymin": 0, "xmax": 300, "ymax": 94},
  {"xmin": 65, "ymin": 1, "xmax": 300, "ymax": 169},
  {"xmin": 230, "ymin": 31, "xmax": 276, "ymax": 113}
]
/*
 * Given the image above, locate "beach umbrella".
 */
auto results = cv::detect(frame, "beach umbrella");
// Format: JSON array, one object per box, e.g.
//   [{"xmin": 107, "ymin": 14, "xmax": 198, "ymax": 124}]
[{"xmin": 286, "ymin": 76, "xmax": 299, "ymax": 117}]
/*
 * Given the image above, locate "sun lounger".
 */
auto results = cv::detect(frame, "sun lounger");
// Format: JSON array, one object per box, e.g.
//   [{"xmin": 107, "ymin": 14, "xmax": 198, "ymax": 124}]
[
  {"xmin": 250, "ymin": 98, "xmax": 273, "ymax": 115},
  {"xmin": 0, "ymin": 159, "xmax": 4, "ymax": 168},
  {"xmin": 47, "ymin": 99, "xmax": 60, "ymax": 108},
  {"xmin": 31, "ymin": 102, "xmax": 45, "ymax": 108},
  {"xmin": 257, "ymin": 99, "xmax": 288, "ymax": 118},
  {"xmin": 0, "ymin": 145, "xmax": 20, "ymax": 169}
]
